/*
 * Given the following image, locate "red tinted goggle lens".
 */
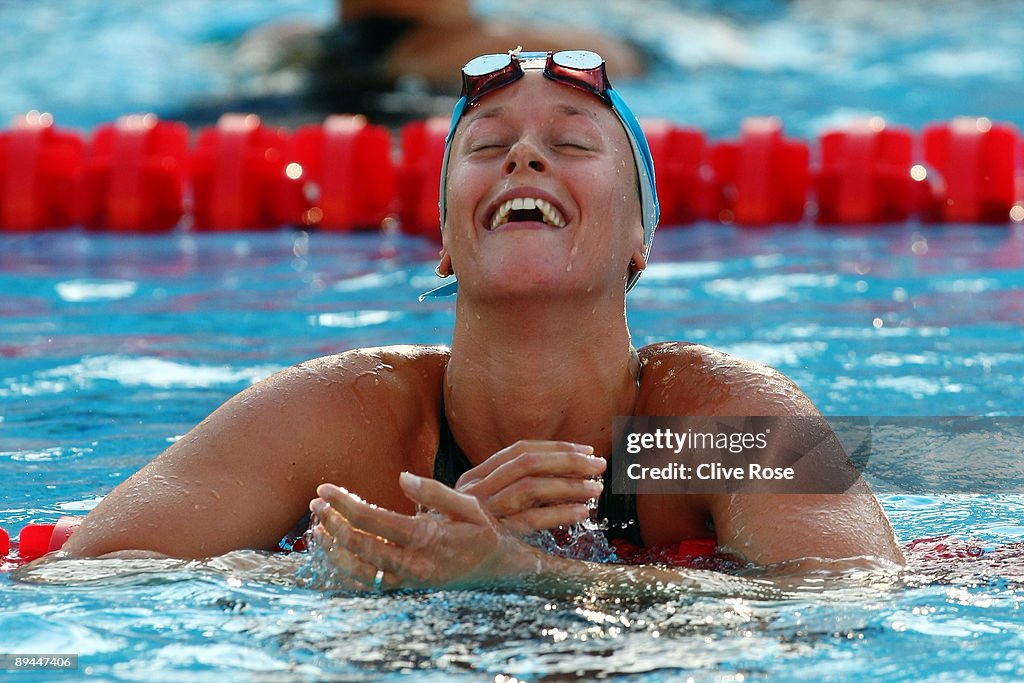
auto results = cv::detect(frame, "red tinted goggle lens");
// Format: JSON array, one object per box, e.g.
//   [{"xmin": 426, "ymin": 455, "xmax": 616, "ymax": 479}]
[{"xmin": 461, "ymin": 50, "xmax": 611, "ymax": 106}]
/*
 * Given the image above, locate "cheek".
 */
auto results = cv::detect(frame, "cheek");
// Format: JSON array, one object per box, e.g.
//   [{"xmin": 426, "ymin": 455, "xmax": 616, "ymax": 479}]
[
  {"xmin": 444, "ymin": 160, "xmax": 486, "ymax": 229},
  {"xmin": 605, "ymin": 157, "xmax": 639, "ymax": 225}
]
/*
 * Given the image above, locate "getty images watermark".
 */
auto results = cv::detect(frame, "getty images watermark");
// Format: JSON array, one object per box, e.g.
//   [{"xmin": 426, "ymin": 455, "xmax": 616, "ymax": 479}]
[{"xmin": 611, "ymin": 416, "xmax": 1024, "ymax": 495}]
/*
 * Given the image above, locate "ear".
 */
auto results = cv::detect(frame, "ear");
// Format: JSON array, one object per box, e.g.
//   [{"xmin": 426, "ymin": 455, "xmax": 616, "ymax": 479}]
[
  {"xmin": 435, "ymin": 249, "xmax": 454, "ymax": 278},
  {"xmin": 630, "ymin": 248, "xmax": 647, "ymax": 273}
]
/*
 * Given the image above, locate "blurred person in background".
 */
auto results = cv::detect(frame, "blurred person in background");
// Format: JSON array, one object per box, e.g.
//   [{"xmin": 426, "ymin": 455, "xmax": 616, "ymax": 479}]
[{"xmin": 225, "ymin": 0, "xmax": 644, "ymax": 123}]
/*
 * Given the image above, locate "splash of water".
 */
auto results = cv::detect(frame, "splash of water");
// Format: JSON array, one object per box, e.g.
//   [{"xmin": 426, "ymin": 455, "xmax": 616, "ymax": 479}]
[
  {"xmin": 524, "ymin": 516, "xmax": 620, "ymax": 564},
  {"xmin": 295, "ymin": 523, "xmax": 340, "ymax": 591},
  {"xmin": 296, "ymin": 506, "xmax": 624, "ymax": 591}
]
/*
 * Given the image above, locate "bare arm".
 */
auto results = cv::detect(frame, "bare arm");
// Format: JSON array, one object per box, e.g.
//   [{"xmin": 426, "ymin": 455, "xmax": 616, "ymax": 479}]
[
  {"xmin": 62, "ymin": 349, "xmax": 431, "ymax": 559},
  {"xmin": 710, "ymin": 490, "xmax": 904, "ymax": 567},
  {"xmin": 698, "ymin": 361, "xmax": 905, "ymax": 566},
  {"xmin": 636, "ymin": 344, "xmax": 904, "ymax": 567}
]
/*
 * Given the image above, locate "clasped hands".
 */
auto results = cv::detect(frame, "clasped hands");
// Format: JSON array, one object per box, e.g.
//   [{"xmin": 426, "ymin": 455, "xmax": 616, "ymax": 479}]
[{"xmin": 309, "ymin": 441, "xmax": 605, "ymax": 591}]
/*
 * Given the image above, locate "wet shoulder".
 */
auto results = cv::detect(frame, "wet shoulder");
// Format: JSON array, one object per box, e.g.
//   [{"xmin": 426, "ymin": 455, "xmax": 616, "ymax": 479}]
[
  {"xmin": 294, "ymin": 344, "xmax": 449, "ymax": 411},
  {"xmin": 254, "ymin": 345, "xmax": 448, "ymax": 442},
  {"xmin": 637, "ymin": 342, "xmax": 817, "ymax": 416},
  {"xmin": 257, "ymin": 345, "xmax": 449, "ymax": 482}
]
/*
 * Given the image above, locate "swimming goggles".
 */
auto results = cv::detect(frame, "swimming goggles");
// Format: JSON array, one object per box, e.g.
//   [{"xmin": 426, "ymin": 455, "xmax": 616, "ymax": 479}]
[
  {"xmin": 460, "ymin": 49, "xmax": 613, "ymax": 108},
  {"xmin": 423, "ymin": 49, "xmax": 659, "ymax": 299}
]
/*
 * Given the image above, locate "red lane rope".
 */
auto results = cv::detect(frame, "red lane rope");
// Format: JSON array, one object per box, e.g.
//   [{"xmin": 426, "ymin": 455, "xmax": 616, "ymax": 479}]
[{"xmin": 1, "ymin": 112, "xmax": 1022, "ymax": 234}]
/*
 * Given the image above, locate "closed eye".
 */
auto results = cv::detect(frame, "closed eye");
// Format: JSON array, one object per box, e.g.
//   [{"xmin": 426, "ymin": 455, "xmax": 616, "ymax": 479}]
[
  {"xmin": 468, "ymin": 142, "xmax": 509, "ymax": 154},
  {"xmin": 554, "ymin": 141, "xmax": 598, "ymax": 154}
]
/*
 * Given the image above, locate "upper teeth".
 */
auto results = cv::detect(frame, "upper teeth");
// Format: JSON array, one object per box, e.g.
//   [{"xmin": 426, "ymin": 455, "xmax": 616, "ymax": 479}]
[{"xmin": 489, "ymin": 197, "xmax": 566, "ymax": 229}]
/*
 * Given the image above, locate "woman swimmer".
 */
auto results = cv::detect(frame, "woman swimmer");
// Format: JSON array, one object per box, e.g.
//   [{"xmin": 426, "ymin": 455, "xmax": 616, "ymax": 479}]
[{"xmin": 62, "ymin": 49, "xmax": 904, "ymax": 588}]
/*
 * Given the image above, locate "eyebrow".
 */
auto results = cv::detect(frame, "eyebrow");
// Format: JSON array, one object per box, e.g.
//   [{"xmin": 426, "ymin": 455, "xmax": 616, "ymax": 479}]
[
  {"xmin": 465, "ymin": 106, "xmax": 509, "ymax": 124},
  {"xmin": 465, "ymin": 102, "xmax": 602, "ymax": 125},
  {"xmin": 552, "ymin": 103, "xmax": 602, "ymax": 122}
]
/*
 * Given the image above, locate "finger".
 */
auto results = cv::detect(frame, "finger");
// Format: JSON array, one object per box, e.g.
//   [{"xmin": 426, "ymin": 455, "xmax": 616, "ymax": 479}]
[
  {"xmin": 316, "ymin": 484, "xmax": 421, "ymax": 547},
  {"xmin": 459, "ymin": 441, "xmax": 597, "ymax": 484},
  {"xmin": 311, "ymin": 522, "xmax": 396, "ymax": 591},
  {"xmin": 455, "ymin": 441, "xmax": 596, "ymax": 488},
  {"xmin": 312, "ymin": 494, "xmax": 407, "ymax": 567},
  {"xmin": 458, "ymin": 450, "xmax": 606, "ymax": 495},
  {"xmin": 315, "ymin": 498, "xmax": 419, "ymax": 580},
  {"xmin": 484, "ymin": 476, "xmax": 603, "ymax": 518},
  {"xmin": 505, "ymin": 503, "xmax": 593, "ymax": 533},
  {"xmin": 309, "ymin": 517, "xmax": 372, "ymax": 586},
  {"xmin": 314, "ymin": 488, "xmax": 462, "ymax": 588},
  {"xmin": 399, "ymin": 472, "xmax": 490, "ymax": 524}
]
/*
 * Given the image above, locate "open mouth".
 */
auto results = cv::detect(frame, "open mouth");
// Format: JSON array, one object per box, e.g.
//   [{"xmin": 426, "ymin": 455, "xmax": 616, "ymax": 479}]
[{"xmin": 488, "ymin": 197, "xmax": 567, "ymax": 230}]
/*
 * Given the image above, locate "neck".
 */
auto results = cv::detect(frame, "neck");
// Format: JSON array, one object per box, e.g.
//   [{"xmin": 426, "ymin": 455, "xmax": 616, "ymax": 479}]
[{"xmin": 444, "ymin": 293, "xmax": 639, "ymax": 462}]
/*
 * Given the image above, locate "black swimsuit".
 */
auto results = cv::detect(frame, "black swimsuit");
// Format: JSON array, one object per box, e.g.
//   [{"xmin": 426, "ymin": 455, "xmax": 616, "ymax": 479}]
[
  {"xmin": 433, "ymin": 400, "xmax": 644, "ymax": 547},
  {"xmin": 282, "ymin": 392, "xmax": 645, "ymax": 552},
  {"xmin": 305, "ymin": 17, "xmax": 445, "ymax": 124}
]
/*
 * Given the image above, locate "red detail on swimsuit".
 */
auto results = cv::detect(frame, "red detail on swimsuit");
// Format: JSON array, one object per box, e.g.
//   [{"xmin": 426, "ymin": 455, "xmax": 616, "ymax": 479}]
[
  {"xmin": 611, "ymin": 537, "xmax": 742, "ymax": 571},
  {"xmin": 289, "ymin": 534, "xmax": 308, "ymax": 553},
  {"xmin": 904, "ymin": 534, "xmax": 985, "ymax": 560}
]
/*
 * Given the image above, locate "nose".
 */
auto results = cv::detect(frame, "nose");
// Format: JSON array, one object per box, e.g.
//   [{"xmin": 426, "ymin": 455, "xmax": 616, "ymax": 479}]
[{"xmin": 503, "ymin": 139, "xmax": 547, "ymax": 175}]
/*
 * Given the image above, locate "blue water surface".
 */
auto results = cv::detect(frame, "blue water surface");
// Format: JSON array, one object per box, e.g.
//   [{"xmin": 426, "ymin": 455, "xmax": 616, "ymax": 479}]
[{"xmin": 2, "ymin": 226, "xmax": 1023, "ymax": 681}]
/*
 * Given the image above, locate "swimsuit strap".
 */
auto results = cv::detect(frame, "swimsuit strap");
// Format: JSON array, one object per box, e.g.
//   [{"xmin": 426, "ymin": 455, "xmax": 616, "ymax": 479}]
[
  {"xmin": 599, "ymin": 353, "xmax": 644, "ymax": 545},
  {"xmin": 597, "ymin": 418, "xmax": 645, "ymax": 546},
  {"xmin": 433, "ymin": 389, "xmax": 475, "ymax": 488}
]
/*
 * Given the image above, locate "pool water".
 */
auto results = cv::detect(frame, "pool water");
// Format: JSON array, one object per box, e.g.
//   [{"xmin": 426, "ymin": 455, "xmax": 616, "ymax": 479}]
[
  {"xmin": 3, "ymin": 0, "xmax": 1024, "ymax": 679},
  {"xmin": 2, "ymin": 226, "xmax": 1023, "ymax": 680},
  {"xmin": 5, "ymin": 0, "xmax": 1024, "ymax": 137}
]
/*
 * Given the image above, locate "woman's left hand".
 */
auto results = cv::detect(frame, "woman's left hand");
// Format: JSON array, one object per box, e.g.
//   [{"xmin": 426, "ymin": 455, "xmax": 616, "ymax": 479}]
[{"xmin": 310, "ymin": 473, "xmax": 544, "ymax": 591}]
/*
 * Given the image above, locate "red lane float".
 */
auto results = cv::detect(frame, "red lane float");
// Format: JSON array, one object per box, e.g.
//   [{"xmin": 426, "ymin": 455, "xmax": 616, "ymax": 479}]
[
  {"xmin": 4, "ymin": 112, "xmax": 1024, "ymax": 232},
  {"xmin": 17, "ymin": 516, "xmax": 83, "ymax": 562},
  {"xmin": 0, "ymin": 517, "xmax": 83, "ymax": 570},
  {"xmin": 85, "ymin": 114, "xmax": 189, "ymax": 232},
  {"xmin": 920, "ymin": 117, "xmax": 1018, "ymax": 223},
  {"xmin": 0, "ymin": 111, "xmax": 85, "ymax": 231},
  {"xmin": 815, "ymin": 118, "xmax": 917, "ymax": 224},
  {"xmin": 397, "ymin": 117, "xmax": 449, "ymax": 240},
  {"xmin": 190, "ymin": 113, "xmax": 289, "ymax": 230},
  {"xmin": 642, "ymin": 120, "xmax": 719, "ymax": 224},
  {"xmin": 279, "ymin": 114, "xmax": 395, "ymax": 231},
  {"xmin": 708, "ymin": 117, "xmax": 810, "ymax": 226},
  {"xmin": 1, "ymin": 515, "xmax": 305, "ymax": 571}
]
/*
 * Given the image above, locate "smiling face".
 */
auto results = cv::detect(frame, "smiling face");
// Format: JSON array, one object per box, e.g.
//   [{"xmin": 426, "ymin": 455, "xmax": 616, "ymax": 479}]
[{"xmin": 441, "ymin": 73, "xmax": 644, "ymax": 302}]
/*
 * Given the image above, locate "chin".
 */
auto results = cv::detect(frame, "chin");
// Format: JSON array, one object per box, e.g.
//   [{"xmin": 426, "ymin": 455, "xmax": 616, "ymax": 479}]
[{"xmin": 473, "ymin": 273, "xmax": 606, "ymax": 301}]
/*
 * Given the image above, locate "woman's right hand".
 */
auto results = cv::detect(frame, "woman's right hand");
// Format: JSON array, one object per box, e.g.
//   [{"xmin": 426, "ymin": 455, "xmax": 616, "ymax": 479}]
[{"xmin": 453, "ymin": 440, "xmax": 606, "ymax": 534}]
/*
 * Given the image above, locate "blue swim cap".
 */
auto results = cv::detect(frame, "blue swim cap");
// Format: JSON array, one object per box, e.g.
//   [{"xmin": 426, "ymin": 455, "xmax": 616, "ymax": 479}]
[{"xmin": 421, "ymin": 50, "xmax": 659, "ymax": 299}]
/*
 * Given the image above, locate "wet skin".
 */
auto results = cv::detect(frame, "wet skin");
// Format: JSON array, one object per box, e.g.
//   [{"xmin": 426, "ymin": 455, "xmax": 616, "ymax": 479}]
[{"xmin": 63, "ymin": 75, "xmax": 904, "ymax": 587}]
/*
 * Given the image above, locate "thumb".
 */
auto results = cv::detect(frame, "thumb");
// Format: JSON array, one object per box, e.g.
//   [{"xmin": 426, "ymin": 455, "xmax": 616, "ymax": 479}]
[{"xmin": 400, "ymin": 472, "xmax": 489, "ymax": 524}]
